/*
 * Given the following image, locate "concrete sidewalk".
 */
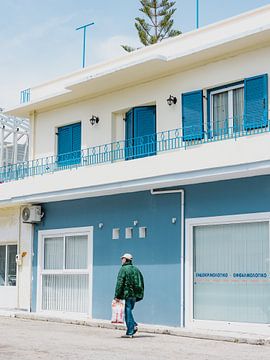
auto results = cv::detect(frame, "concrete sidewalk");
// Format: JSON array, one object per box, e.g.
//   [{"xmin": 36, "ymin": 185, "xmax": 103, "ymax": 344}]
[
  {"xmin": 0, "ymin": 309, "xmax": 269, "ymax": 346},
  {"xmin": 1, "ymin": 317, "xmax": 270, "ymax": 360}
]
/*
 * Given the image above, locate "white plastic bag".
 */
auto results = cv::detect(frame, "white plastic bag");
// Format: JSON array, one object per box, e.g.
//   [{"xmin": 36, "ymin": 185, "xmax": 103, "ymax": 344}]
[{"xmin": 111, "ymin": 299, "xmax": 125, "ymax": 324}]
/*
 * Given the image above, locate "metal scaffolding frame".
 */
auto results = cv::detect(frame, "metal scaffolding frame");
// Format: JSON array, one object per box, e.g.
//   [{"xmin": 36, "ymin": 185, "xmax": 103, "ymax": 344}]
[{"xmin": 0, "ymin": 112, "xmax": 30, "ymax": 167}]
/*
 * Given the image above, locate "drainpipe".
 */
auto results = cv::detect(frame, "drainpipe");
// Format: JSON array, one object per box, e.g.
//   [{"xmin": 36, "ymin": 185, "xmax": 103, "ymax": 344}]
[
  {"xmin": 17, "ymin": 207, "xmax": 22, "ymax": 309},
  {"xmin": 150, "ymin": 188, "xmax": 185, "ymax": 327}
]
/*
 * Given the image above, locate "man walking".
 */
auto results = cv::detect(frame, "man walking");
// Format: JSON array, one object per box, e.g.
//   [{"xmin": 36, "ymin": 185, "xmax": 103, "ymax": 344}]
[{"xmin": 114, "ymin": 253, "xmax": 144, "ymax": 338}]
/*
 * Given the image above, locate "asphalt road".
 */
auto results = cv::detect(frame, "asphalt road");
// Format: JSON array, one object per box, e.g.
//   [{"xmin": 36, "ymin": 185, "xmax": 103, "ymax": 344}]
[{"xmin": 0, "ymin": 317, "xmax": 269, "ymax": 360}]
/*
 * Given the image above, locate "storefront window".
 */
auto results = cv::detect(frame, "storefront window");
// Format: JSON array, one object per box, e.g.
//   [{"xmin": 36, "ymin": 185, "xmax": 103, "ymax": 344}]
[
  {"xmin": 0, "ymin": 245, "xmax": 17, "ymax": 287},
  {"xmin": 193, "ymin": 221, "xmax": 270, "ymax": 324}
]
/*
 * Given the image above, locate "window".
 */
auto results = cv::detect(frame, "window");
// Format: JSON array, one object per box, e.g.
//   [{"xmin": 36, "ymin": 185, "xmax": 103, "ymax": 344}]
[
  {"xmin": 43, "ymin": 235, "xmax": 88, "ymax": 271},
  {"xmin": 57, "ymin": 122, "xmax": 81, "ymax": 166},
  {"xmin": 0, "ymin": 245, "xmax": 17, "ymax": 287},
  {"xmin": 41, "ymin": 234, "xmax": 89, "ymax": 313},
  {"xmin": 192, "ymin": 221, "xmax": 270, "ymax": 324},
  {"xmin": 182, "ymin": 74, "xmax": 268, "ymax": 141},
  {"xmin": 210, "ymin": 84, "xmax": 244, "ymax": 135},
  {"xmin": 125, "ymin": 106, "xmax": 156, "ymax": 160}
]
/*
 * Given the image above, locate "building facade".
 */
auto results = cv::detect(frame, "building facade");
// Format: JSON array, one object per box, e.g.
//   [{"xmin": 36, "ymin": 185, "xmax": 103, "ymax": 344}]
[{"xmin": 1, "ymin": 5, "xmax": 270, "ymax": 331}]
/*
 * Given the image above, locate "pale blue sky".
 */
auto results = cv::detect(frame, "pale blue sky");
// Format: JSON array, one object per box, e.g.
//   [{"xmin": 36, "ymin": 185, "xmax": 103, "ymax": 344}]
[{"xmin": 1, "ymin": 0, "xmax": 270, "ymax": 109}]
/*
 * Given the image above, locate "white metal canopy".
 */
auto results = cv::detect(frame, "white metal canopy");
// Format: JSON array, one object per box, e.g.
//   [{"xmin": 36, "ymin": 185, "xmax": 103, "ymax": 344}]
[{"xmin": 0, "ymin": 112, "xmax": 29, "ymax": 167}]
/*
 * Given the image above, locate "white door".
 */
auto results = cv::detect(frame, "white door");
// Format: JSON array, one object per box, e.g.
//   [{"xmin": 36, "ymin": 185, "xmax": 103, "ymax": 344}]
[{"xmin": 38, "ymin": 227, "xmax": 93, "ymax": 315}]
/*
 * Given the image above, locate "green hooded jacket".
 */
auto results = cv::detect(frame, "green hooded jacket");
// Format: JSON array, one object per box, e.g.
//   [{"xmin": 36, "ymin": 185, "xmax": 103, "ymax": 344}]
[{"xmin": 114, "ymin": 262, "xmax": 144, "ymax": 302}]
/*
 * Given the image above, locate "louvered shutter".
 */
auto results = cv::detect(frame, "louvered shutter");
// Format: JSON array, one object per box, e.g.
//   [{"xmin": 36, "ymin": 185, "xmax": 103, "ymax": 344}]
[
  {"xmin": 58, "ymin": 123, "xmax": 81, "ymax": 166},
  {"xmin": 182, "ymin": 90, "xmax": 204, "ymax": 141},
  {"xmin": 58, "ymin": 125, "xmax": 72, "ymax": 166},
  {"xmin": 125, "ymin": 109, "xmax": 134, "ymax": 160},
  {"xmin": 244, "ymin": 74, "xmax": 268, "ymax": 130},
  {"xmin": 71, "ymin": 122, "xmax": 81, "ymax": 164},
  {"xmin": 134, "ymin": 106, "xmax": 156, "ymax": 158}
]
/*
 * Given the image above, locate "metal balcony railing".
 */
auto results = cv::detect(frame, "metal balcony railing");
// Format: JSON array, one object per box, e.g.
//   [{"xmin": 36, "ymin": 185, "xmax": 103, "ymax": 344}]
[{"xmin": 0, "ymin": 117, "xmax": 269, "ymax": 184}]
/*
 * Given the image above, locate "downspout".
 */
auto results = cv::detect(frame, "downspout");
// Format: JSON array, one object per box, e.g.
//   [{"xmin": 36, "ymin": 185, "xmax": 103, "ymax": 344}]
[
  {"xmin": 17, "ymin": 207, "xmax": 22, "ymax": 309},
  {"xmin": 150, "ymin": 188, "xmax": 185, "ymax": 327}
]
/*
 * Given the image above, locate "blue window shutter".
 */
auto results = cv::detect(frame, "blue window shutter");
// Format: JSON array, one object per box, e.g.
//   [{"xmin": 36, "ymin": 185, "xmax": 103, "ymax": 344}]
[
  {"xmin": 58, "ymin": 122, "xmax": 81, "ymax": 165},
  {"xmin": 71, "ymin": 122, "xmax": 81, "ymax": 164},
  {"xmin": 72, "ymin": 123, "xmax": 81, "ymax": 152},
  {"xmin": 58, "ymin": 125, "xmax": 72, "ymax": 156},
  {"xmin": 125, "ymin": 109, "xmax": 134, "ymax": 160},
  {"xmin": 182, "ymin": 90, "xmax": 204, "ymax": 141},
  {"xmin": 134, "ymin": 106, "xmax": 156, "ymax": 158},
  {"xmin": 244, "ymin": 74, "xmax": 268, "ymax": 129}
]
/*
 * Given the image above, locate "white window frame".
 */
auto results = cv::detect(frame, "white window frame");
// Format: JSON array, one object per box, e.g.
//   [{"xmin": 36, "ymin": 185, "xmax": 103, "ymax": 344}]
[
  {"xmin": 185, "ymin": 212, "xmax": 270, "ymax": 332},
  {"xmin": 0, "ymin": 244, "xmax": 17, "ymax": 287},
  {"xmin": 37, "ymin": 227, "xmax": 93, "ymax": 316},
  {"xmin": 210, "ymin": 83, "xmax": 244, "ymax": 132}
]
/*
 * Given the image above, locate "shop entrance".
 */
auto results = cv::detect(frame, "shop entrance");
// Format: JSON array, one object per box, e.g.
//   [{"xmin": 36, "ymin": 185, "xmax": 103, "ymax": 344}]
[{"xmin": 186, "ymin": 217, "xmax": 270, "ymax": 326}]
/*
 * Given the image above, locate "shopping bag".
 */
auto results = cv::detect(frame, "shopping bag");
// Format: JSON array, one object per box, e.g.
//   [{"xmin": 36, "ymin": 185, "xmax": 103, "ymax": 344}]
[{"xmin": 111, "ymin": 299, "xmax": 125, "ymax": 323}]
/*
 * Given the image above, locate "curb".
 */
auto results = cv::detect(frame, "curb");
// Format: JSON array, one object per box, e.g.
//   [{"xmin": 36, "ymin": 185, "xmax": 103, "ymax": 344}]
[{"xmin": 2, "ymin": 312, "xmax": 270, "ymax": 346}]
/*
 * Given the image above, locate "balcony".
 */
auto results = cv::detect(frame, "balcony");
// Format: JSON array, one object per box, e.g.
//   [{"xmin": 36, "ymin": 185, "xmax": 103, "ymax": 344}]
[{"xmin": 0, "ymin": 118, "xmax": 269, "ymax": 185}]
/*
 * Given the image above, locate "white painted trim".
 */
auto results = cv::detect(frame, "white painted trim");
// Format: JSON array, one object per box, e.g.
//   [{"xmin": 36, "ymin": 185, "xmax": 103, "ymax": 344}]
[
  {"xmin": 186, "ymin": 211, "xmax": 270, "ymax": 226},
  {"xmin": 210, "ymin": 83, "xmax": 244, "ymax": 96},
  {"xmin": 3, "ymin": 156, "xmax": 270, "ymax": 207},
  {"xmin": 37, "ymin": 226, "xmax": 93, "ymax": 318},
  {"xmin": 185, "ymin": 212, "xmax": 270, "ymax": 332}
]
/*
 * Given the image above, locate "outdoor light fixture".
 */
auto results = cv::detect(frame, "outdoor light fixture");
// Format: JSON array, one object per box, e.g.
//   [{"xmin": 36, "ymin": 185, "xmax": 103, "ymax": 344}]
[
  {"xmin": 167, "ymin": 95, "xmax": 177, "ymax": 106},
  {"xmin": 89, "ymin": 115, "xmax": 99, "ymax": 125}
]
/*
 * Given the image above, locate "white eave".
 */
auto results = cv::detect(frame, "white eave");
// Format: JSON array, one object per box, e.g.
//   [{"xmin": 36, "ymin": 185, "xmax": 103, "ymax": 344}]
[{"xmin": 6, "ymin": 4, "xmax": 270, "ymax": 117}]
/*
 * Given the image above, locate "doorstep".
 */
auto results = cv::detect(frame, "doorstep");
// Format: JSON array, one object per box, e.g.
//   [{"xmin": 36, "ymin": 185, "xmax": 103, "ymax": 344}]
[{"xmin": 0, "ymin": 309, "xmax": 269, "ymax": 346}]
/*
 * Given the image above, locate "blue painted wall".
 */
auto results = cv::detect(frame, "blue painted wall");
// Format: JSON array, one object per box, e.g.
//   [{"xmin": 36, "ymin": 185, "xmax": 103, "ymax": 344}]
[
  {"xmin": 33, "ymin": 191, "xmax": 181, "ymax": 326},
  {"xmin": 184, "ymin": 174, "xmax": 270, "ymax": 218},
  {"xmin": 33, "ymin": 174, "xmax": 270, "ymax": 326}
]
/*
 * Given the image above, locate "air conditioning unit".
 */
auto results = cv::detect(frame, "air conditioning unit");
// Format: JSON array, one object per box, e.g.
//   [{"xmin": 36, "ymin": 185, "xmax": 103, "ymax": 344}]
[{"xmin": 22, "ymin": 205, "xmax": 43, "ymax": 223}]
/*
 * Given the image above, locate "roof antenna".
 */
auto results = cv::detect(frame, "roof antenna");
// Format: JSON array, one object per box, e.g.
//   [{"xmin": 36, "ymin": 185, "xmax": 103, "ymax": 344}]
[{"xmin": 76, "ymin": 22, "xmax": 95, "ymax": 68}]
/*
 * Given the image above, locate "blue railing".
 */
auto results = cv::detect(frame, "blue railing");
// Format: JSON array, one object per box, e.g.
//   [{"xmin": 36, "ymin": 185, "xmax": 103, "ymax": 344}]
[
  {"xmin": 0, "ymin": 118, "xmax": 269, "ymax": 183},
  {"xmin": 20, "ymin": 88, "xmax": 31, "ymax": 104}
]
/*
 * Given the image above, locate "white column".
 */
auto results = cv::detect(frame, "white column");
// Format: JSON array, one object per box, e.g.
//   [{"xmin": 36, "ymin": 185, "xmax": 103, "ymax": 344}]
[
  {"xmin": 0, "ymin": 125, "xmax": 4, "ymax": 167},
  {"xmin": 13, "ymin": 127, "xmax": 18, "ymax": 164}
]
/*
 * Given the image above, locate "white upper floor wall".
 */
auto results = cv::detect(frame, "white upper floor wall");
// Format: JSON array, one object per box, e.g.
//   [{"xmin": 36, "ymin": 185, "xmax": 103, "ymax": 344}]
[
  {"xmin": 28, "ymin": 45, "xmax": 270, "ymax": 160},
  {"xmin": 6, "ymin": 4, "xmax": 270, "ymax": 159},
  {"xmin": 2, "ymin": 5, "xmax": 270, "ymax": 206}
]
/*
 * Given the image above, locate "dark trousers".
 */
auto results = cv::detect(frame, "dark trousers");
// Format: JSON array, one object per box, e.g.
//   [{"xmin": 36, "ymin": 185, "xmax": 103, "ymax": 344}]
[{"xmin": 125, "ymin": 298, "xmax": 137, "ymax": 335}]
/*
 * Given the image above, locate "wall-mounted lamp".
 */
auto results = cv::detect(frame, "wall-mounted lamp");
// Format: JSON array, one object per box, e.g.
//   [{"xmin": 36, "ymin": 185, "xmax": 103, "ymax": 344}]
[
  {"xmin": 89, "ymin": 115, "xmax": 99, "ymax": 126},
  {"xmin": 167, "ymin": 95, "xmax": 177, "ymax": 106}
]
